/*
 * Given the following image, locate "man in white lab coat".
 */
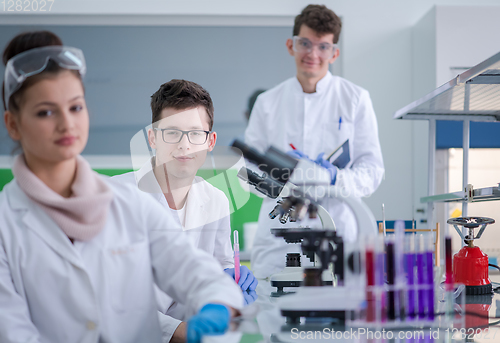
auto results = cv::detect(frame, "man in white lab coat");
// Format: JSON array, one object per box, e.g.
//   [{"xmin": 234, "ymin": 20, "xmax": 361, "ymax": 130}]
[
  {"xmin": 245, "ymin": 5, "xmax": 385, "ymax": 279},
  {"xmin": 115, "ymin": 79, "xmax": 257, "ymax": 342}
]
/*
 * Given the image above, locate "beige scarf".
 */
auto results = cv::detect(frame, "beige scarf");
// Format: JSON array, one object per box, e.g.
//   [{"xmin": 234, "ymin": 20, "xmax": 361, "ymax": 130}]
[{"xmin": 12, "ymin": 154, "xmax": 113, "ymax": 242}]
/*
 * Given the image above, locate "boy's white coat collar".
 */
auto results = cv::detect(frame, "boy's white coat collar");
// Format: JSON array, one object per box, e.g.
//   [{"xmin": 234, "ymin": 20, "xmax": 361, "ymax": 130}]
[{"xmin": 134, "ymin": 159, "xmax": 210, "ymax": 231}]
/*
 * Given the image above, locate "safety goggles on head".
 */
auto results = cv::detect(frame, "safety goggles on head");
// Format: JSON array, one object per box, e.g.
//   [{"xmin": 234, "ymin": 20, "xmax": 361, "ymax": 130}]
[
  {"xmin": 4, "ymin": 46, "xmax": 86, "ymax": 110},
  {"xmin": 292, "ymin": 36, "xmax": 338, "ymax": 59}
]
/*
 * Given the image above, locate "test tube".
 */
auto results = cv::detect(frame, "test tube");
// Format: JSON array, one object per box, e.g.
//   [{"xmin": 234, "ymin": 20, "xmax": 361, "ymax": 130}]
[
  {"xmin": 234, "ymin": 231, "xmax": 240, "ymax": 284},
  {"xmin": 425, "ymin": 233, "xmax": 435, "ymax": 321},
  {"xmin": 394, "ymin": 220, "xmax": 406, "ymax": 321},
  {"xmin": 416, "ymin": 234, "xmax": 426, "ymax": 319},
  {"xmin": 445, "ymin": 236, "xmax": 453, "ymax": 291},
  {"xmin": 375, "ymin": 235, "xmax": 386, "ymax": 323},
  {"xmin": 405, "ymin": 235, "xmax": 416, "ymax": 320},
  {"xmin": 386, "ymin": 237, "xmax": 397, "ymax": 321},
  {"xmin": 445, "ymin": 236, "xmax": 454, "ymax": 319},
  {"xmin": 365, "ymin": 239, "xmax": 375, "ymax": 322}
]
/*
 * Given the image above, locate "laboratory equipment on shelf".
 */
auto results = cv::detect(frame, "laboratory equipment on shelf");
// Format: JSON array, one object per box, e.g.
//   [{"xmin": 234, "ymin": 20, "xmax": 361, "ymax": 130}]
[
  {"xmin": 231, "ymin": 139, "xmax": 377, "ymax": 324},
  {"xmin": 447, "ymin": 216, "xmax": 495, "ymax": 295},
  {"xmin": 394, "ymin": 51, "xmax": 500, "ymax": 267}
]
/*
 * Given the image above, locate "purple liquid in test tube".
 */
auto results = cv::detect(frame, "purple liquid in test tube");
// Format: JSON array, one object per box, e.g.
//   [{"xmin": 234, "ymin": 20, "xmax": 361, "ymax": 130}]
[
  {"xmin": 405, "ymin": 252, "xmax": 416, "ymax": 319},
  {"xmin": 416, "ymin": 250, "xmax": 426, "ymax": 319},
  {"xmin": 375, "ymin": 236, "xmax": 386, "ymax": 322},
  {"xmin": 425, "ymin": 239, "xmax": 435, "ymax": 320}
]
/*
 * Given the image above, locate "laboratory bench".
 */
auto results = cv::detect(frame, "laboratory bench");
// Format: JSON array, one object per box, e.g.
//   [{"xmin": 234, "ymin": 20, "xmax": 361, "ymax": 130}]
[{"xmin": 206, "ymin": 273, "xmax": 500, "ymax": 343}]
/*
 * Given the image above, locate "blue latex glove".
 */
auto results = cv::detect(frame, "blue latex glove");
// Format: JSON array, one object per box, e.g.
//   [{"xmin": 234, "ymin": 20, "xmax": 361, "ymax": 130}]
[
  {"xmin": 243, "ymin": 290, "xmax": 258, "ymax": 306},
  {"xmin": 286, "ymin": 149, "xmax": 309, "ymax": 160},
  {"xmin": 187, "ymin": 303, "xmax": 230, "ymax": 343},
  {"xmin": 315, "ymin": 152, "xmax": 338, "ymax": 185},
  {"xmin": 224, "ymin": 266, "xmax": 258, "ymax": 291}
]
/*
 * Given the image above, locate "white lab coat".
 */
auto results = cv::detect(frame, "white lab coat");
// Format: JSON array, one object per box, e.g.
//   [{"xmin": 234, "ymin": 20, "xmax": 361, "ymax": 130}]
[
  {"xmin": 113, "ymin": 163, "xmax": 234, "ymax": 268},
  {"xmin": 245, "ymin": 71, "xmax": 384, "ymax": 278},
  {"xmin": 0, "ymin": 176, "xmax": 243, "ymax": 343},
  {"xmin": 113, "ymin": 163, "xmax": 234, "ymax": 341}
]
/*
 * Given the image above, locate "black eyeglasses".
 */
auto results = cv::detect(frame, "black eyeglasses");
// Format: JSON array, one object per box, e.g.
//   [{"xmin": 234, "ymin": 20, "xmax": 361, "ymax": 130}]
[{"xmin": 154, "ymin": 128, "xmax": 211, "ymax": 145}]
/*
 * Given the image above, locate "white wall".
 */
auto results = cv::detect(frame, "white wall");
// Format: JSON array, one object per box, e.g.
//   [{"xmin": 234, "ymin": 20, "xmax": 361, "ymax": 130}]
[
  {"xmin": 435, "ymin": 6, "xmax": 500, "ymax": 87},
  {"xmin": 2, "ymin": 0, "xmax": 500, "ymax": 222}
]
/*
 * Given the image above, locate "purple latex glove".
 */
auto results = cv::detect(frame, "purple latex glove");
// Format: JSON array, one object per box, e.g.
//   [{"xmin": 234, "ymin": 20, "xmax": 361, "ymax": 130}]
[
  {"xmin": 243, "ymin": 290, "xmax": 258, "ymax": 306},
  {"xmin": 286, "ymin": 149, "xmax": 310, "ymax": 160},
  {"xmin": 315, "ymin": 152, "xmax": 338, "ymax": 185},
  {"xmin": 224, "ymin": 266, "xmax": 258, "ymax": 291}
]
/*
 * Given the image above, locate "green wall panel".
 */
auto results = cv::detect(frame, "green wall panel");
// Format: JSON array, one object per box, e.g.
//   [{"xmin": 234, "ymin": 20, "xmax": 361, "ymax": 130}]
[{"xmin": 0, "ymin": 167, "xmax": 262, "ymax": 251}]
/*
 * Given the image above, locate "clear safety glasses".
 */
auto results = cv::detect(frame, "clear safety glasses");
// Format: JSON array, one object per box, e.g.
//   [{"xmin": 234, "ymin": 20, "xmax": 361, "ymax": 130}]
[
  {"xmin": 292, "ymin": 36, "xmax": 337, "ymax": 59},
  {"xmin": 4, "ymin": 46, "xmax": 86, "ymax": 110},
  {"xmin": 153, "ymin": 128, "xmax": 211, "ymax": 145}
]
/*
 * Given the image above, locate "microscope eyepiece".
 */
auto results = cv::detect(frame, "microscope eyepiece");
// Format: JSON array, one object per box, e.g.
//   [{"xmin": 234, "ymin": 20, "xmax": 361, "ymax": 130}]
[{"xmin": 231, "ymin": 139, "xmax": 298, "ymax": 184}]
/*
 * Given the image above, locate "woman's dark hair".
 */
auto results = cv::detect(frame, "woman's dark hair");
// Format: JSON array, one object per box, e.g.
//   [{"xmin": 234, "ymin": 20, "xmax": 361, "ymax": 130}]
[
  {"xmin": 1, "ymin": 30, "xmax": 79, "ymax": 112},
  {"xmin": 293, "ymin": 5, "xmax": 342, "ymax": 44}
]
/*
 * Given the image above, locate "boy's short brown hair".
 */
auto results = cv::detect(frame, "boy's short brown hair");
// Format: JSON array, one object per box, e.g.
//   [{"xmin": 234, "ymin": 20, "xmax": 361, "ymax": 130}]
[
  {"xmin": 293, "ymin": 4, "xmax": 342, "ymax": 44},
  {"xmin": 151, "ymin": 79, "xmax": 214, "ymax": 130}
]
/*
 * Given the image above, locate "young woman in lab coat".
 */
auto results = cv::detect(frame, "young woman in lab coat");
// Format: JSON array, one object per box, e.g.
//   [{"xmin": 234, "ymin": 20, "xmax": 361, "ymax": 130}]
[
  {"xmin": 0, "ymin": 31, "xmax": 243, "ymax": 343},
  {"xmin": 113, "ymin": 80, "xmax": 257, "ymax": 339}
]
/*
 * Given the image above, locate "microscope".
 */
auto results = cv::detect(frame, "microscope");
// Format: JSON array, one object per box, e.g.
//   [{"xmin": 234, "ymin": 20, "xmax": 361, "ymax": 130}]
[
  {"xmin": 231, "ymin": 139, "xmax": 378, "ymax": 323},
  {"xmin": 238, "ymin": 168, "xmax": 337, "ymax": 297}
]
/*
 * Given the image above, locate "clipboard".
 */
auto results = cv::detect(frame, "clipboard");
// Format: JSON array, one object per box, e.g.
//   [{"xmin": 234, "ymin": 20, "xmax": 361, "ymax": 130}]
[{"xmin": 326, "ymin": 139, "xmax": 350, "ymax": 169}]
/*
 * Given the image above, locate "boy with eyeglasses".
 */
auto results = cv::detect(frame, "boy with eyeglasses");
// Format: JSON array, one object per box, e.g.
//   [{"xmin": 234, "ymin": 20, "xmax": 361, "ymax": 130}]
[
  {"xmin": 245, "ymin": 4, "xmax": 385, "ymax": 279},
  {"xmin": 114, "ymin": 79, "xmax": 257, "ymax": 343}
]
